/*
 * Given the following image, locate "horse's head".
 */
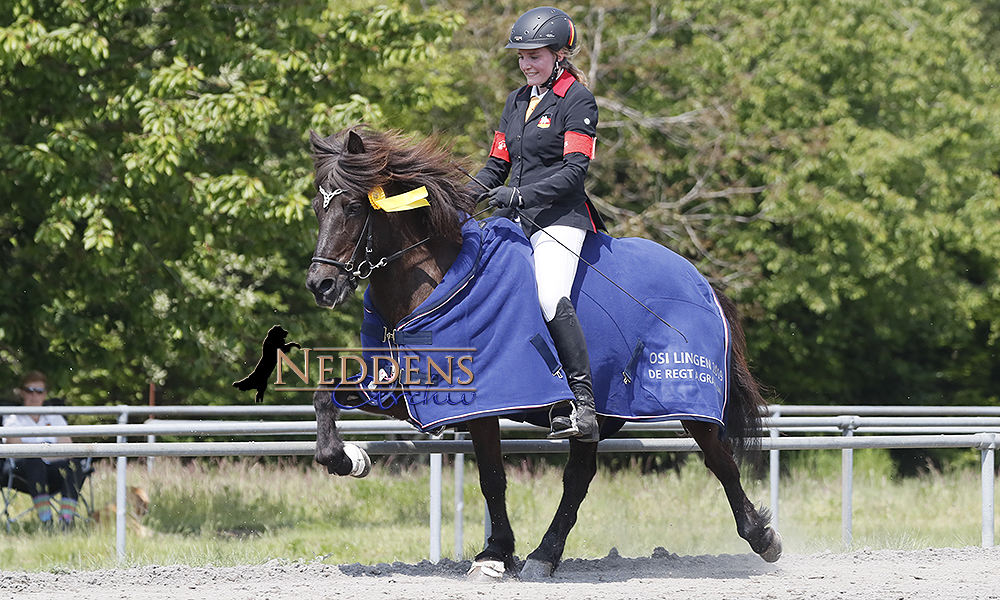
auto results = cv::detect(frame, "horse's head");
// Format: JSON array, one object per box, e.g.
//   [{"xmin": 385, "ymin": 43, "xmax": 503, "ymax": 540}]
[
  {"xmin": 305, "ymin": 127, "xmax": 477, "ymax": 309},
  {"xmin": 306, "ymin": 129, "xmax": 379, "ymax": 307}
]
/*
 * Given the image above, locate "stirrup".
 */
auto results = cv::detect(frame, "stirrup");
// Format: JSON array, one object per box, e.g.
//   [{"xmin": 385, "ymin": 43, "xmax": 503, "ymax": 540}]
[
  {"xmin": 546, "ymin": 403, "xmax": 599, "ymax": 442},
  {"xmin": 546, "ymin": 403, "xmax": 573, "ymax": 438},
  {"xmin": 547, "ymin": 416, "xmax": 576, "ymax": 439}
]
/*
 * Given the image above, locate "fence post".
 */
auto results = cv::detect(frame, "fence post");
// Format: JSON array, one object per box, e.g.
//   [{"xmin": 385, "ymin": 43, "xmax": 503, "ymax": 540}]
[
  {"xmin": 147, "ymin": 383, "xmax": 155, "ymax": 473},
  {"xmin": 769, "ymin": 407, "xmax": 780, "ymax": 531},
  {"xmin": 453, "ymin": 431, "xmax": 465, "ymax": 560},
  {"xmin": 116, "ymin": 408, "xmax": 129, "ymax": 562},
  {"xmin": 841, "ymin": 416, "xmax": 856, "ymax": 548},
  {"xmin": 147, "ymin": 431, "xmax": 155, "ymax": 474},
  {"xmin": 982, "ymin": 433, "xmax": 996, "ymax": 548},
  {"xmin": 430, "ymin": 451, "xmax": 442, "ymax": 563}
]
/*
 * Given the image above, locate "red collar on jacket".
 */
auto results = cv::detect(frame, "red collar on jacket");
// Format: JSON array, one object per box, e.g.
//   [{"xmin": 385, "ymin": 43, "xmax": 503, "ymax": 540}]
[
  {"xmin": 519, "ymin": 70, "xmax": 577, "ymax": 100},
  {"xmin": 552, "ymin": 70, "xmax": 576, "ymax": 97}
]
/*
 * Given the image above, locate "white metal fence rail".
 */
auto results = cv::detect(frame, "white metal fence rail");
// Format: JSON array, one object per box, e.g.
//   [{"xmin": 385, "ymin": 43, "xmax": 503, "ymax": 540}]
[{"xmin": 2, "ymin": 405, "xmax": 998, "ymax": 562}]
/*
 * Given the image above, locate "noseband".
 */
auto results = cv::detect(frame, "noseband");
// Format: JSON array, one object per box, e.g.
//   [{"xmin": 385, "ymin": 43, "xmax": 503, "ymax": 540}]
[{"xmin": 311, "ymin": 210, "xmax": 431, "ymax": 286}]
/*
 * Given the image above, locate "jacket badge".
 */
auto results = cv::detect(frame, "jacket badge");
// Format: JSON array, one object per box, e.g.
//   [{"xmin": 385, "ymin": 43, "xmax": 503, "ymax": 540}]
[{"xmin": 537, "ymin": 115, "xmax": 551, "ymax": 129}]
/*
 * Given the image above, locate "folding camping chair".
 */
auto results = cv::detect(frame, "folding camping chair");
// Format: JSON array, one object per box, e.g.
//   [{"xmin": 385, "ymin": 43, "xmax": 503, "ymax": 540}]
[{"xmin": 1, "ymin": 397, "xmax": 95, "ymax": 531}]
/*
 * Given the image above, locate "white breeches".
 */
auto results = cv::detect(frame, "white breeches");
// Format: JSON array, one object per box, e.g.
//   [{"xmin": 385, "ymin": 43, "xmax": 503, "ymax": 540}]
[{"xmin": 530, "ymin": 225, "xmax": 587, "ymax": 322}]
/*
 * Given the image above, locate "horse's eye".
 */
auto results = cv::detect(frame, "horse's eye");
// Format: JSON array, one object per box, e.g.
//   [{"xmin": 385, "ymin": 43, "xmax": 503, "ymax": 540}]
[{"xmin": 345, "ymin": 201, "xmax": 364, "ymax": 216}]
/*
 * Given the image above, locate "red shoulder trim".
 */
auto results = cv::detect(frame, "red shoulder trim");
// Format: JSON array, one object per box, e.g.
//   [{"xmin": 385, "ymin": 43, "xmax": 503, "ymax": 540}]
[
  {"xmin": 553, "ymin": 70, "xmax": 576, "ymax": 97},
  {"xmin": 563, "ymin": 130, "xmax": 596, "ymax": 159},
  {"xmin": 489, "ymin": 131, "xmax": 510, "ymax": 162},
  {"xmin": 585, "ymin": 201, "xmax": 597, "ymax": 232}
]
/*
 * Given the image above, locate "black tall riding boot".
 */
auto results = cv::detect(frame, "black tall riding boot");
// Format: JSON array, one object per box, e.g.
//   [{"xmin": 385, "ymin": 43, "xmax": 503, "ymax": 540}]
[{"xmin": 546, "ymin": 297, "xmax": 600, "ymax": 442}]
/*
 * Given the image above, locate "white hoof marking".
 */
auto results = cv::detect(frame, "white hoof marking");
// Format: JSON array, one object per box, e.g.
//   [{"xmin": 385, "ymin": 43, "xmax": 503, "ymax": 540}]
[
  {"xmin": 344, "ymin": 444, "xmax": 371, "ymax": 478},
  {"xmin": 467, "ymin": 559, "xmax": 505, "ymax": 582}
]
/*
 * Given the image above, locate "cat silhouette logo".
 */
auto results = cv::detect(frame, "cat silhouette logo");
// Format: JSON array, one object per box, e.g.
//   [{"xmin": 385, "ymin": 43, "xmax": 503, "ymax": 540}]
[{"xmin": 233, "ymin": 325, "xmax": 300, "ymax": 402}]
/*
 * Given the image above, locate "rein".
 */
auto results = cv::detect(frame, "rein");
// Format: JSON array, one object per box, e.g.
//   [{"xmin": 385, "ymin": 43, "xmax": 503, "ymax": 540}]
[{"xmin": 311, "ymin": 211, "xmax": 432, "ymax": 285}]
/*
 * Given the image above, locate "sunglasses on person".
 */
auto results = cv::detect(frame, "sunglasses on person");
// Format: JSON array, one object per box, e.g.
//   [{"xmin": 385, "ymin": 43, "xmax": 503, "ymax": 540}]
[{"xmin": 22, "ymin": 386, "xmax": 46, "ymax": 394}]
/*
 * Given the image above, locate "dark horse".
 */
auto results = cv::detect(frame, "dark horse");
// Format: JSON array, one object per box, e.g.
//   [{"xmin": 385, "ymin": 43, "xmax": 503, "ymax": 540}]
[{"xmin": 305, "ymin": 126, "xmax": 781, "ymax": 580}]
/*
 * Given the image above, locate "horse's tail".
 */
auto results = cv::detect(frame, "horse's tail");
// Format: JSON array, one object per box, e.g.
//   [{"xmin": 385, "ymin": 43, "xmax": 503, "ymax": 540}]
[{"xmin": 716, "ymin": 287, "xmax": 768, "ymax": 467}]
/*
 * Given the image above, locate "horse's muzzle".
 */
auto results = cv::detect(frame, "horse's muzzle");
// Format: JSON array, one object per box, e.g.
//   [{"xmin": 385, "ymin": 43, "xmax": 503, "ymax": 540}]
[{"xmin": 306, "ymin": 264, "xmax": 357, "ymax": 308}]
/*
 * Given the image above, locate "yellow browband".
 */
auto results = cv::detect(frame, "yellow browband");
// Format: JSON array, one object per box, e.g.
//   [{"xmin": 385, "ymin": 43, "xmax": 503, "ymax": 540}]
[{"xmin": 368, "ymin": 185, "xmax": 430, "ymax": 212}]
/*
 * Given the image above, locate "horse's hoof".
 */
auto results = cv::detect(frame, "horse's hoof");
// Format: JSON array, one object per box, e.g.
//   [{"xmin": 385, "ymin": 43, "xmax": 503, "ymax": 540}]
[
  {"xmin": 467, "ymin": 559, "xmax": 506, "ymax": 582},
  {"xmin": 759, "ymin": 529, "xmax": 782, "ymax": 563},
  {"xmin": 344, "ymin": 444, "xmax": 371, "ymax": 478},
  {"xmin": 518, "ymin": 558, "xmax": 554, "ymax": 580}
]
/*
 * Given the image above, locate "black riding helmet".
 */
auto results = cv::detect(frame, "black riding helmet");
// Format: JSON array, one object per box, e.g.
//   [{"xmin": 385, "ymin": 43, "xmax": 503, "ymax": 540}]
[{"xmin": 505, "ymin": 6, "xmax": 577, "ymax": 52}]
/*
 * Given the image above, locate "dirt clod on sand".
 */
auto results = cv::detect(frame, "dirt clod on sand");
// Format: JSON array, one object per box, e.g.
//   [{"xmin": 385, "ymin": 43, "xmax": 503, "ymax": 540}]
[{"xmin": 3, "ymin": 546, "xmax": 999, "ymax": 600}]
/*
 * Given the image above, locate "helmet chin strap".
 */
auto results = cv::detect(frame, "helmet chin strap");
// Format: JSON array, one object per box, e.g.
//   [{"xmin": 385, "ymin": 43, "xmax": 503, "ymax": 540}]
[{"xmin": 541, "ymin": 61, "xmax": 563, "ymax": 91}]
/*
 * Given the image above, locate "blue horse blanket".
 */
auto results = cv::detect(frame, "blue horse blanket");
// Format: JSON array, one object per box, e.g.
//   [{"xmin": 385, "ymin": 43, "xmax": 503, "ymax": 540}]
[{"xmin": 338, "ymin": 217, "xmax": 730, "ymax": 434}]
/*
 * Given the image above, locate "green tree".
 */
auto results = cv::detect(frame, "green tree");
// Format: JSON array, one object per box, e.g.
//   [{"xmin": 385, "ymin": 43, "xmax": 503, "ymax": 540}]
[
  {"xmin": 451, "ymin": 0, "xmax": 1000, "ymax": 406},
  {"xmin": 0, "ymin": 0, "xmax": 461, "ymax": 404},
  {"xmin": 675, "ymin": 0, "xmax": 1000, "ymax": 406},
  {"xmin": 4, "ymin": 0, "xmax": 999, "ymax": 413}
]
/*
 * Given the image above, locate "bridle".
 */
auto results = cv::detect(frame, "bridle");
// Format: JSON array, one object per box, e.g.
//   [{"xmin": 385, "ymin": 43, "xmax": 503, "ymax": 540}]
[{"xmin": 310, "ymin": 204, "xmax": 431, "ymax": 287}]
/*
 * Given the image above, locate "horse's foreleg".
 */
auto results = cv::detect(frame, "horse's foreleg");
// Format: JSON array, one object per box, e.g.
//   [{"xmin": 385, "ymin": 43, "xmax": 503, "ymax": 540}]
[
  {"xmin": 466, "ymin": 417, "xmax": 516, "ymax": 580},
  {"xmin": 685, "ymin": 420, "xmax": 782, "ymax": 562},
  {"xmin": 520, "ymin": 438, "xmax": 599, "ymax": 579},
  {"xmin": 313, "ymin": 389, "xmax": 371, "ymax": 477}
]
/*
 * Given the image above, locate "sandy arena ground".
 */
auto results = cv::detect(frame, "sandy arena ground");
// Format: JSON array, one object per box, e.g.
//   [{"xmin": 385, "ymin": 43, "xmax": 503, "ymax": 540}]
[{"xmin": 2, "ymin": 546, "xmax": 999, "ymax": 600}]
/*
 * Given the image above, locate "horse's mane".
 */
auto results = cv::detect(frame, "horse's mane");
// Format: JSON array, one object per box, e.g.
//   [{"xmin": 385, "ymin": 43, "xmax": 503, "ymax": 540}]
[{"xmin": 310, "ymin": 126, "xmax": 478, "ymax": 243}]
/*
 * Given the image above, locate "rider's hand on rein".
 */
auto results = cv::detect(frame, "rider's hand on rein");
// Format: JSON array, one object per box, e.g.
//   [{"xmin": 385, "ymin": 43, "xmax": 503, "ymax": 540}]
[{"xmin": 486, "ymin": 186, "xmax": 522, "ymax": 209}]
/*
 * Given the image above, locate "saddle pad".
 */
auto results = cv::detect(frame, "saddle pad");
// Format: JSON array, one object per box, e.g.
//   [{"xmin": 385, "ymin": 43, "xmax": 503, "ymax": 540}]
[
  {"xmin": 353, "ymin": 217, "xmax": 574, "ymax": 431},
  {"xmin": 573, "ymin": 232, "xmax": 730, "ymax": 429},
  {"xmin": 341, "ymin": 217, "xmax": 729, "ymax": 434}
]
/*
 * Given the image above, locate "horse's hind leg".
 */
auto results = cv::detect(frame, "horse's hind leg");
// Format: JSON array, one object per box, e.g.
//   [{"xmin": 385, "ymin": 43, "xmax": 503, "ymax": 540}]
[
  {"xmin": 466, "ymin": 417, "xmax": 517, "ymax": 580},
  {"xmin": 685, "ymin": 420, "xmax": 782, "ymax": 562},
  {"xmin": 520, "ymin": 438, "xmax": 599, "ymax": 579}
]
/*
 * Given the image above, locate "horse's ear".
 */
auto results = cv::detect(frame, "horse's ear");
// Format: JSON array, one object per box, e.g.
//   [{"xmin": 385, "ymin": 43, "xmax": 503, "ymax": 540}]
[{"xmin": 347, "ymin": 131, "xmax": 366, "ymax": 154}]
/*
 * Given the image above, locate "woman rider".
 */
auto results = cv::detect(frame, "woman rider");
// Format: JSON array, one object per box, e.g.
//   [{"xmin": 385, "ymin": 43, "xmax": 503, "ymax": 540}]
[{"xmin": 472, "ymin": 7, "xmax": 603, "ymax": 442}]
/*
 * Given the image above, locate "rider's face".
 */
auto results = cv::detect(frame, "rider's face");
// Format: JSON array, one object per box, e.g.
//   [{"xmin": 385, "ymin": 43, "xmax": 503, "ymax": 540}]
[{"xmin": 518, "ymin": 48, "xmax": 561, "ymax": 88}]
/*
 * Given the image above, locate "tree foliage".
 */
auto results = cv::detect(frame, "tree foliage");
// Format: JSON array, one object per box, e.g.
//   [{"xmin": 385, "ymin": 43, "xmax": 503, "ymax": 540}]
[
  {"xmin": 449, "ymin": 0, "xmax": 1000, "ymax": 406},
  {"xmin": 2, "ymin": 0, "xmax": 998, "ymax": 409},
  {"xmin": 0, "ymin": 0, "xmax": 460, "ymax": 404},
  {"xmin": 594, "ymin": 0, "xmax": 1000, "ymax": 405},
  {"xmin": 720, "ymin": 0, "xmax": 1000, "ymax": 405}
]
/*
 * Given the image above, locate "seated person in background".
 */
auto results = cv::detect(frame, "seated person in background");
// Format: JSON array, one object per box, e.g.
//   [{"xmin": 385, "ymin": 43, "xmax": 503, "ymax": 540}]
[{"xmin": 2, "ymin": 370, "xmax": 85, "ymax": 527}]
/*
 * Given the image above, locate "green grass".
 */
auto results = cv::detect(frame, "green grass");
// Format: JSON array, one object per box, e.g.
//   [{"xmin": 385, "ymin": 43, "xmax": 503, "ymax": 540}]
[{"xmin": 2, "ymin": 449, "xmax": 997, "ymax": 571}]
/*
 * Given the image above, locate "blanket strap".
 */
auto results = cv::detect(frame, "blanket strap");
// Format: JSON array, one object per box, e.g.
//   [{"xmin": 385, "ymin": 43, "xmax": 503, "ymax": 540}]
[
  {"xmin": 529, "ymin": 334, "xmax": 563, "ymax": 378},
  {"xmin": 361, "ymin": 322, "xmax": 433, "ymax": 345},
  {"xmin": 622, "ymin": 338, "xmax": 646, "ymax": 385}
]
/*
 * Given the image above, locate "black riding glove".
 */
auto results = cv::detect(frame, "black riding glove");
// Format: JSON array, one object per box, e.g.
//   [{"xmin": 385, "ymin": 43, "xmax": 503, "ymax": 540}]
[{"xmin": 486, "ymin": 186, "xmax": 522, "ymax": 209}]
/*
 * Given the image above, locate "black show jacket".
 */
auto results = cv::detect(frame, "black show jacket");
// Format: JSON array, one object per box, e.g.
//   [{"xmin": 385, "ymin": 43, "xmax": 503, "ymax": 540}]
[{"xmin": 474, "ymin": 70, "xmax": 605, "ymax": 236}]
